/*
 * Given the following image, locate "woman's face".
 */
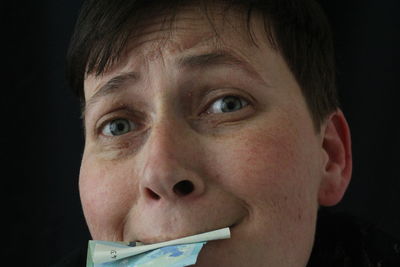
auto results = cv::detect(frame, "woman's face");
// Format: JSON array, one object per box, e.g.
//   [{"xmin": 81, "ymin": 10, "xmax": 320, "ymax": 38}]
[{"xmin": 79, "ymin": 5, "xmax": 350, "ymax": 267}]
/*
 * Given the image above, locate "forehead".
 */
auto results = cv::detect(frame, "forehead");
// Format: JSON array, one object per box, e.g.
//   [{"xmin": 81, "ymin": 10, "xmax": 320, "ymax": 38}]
[
  {"xmin": 84, "ymin": 4, "xmax": 270, "ymax": 93},
  {"xmin": 128, "ymin": 4, "xmax": 260, "ymax": 51}
]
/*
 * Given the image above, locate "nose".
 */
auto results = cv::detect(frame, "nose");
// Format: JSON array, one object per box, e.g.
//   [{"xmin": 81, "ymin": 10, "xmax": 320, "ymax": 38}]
[{"xmin": 137, "ymin": 118, "xmax": 205, "ymax": 202}]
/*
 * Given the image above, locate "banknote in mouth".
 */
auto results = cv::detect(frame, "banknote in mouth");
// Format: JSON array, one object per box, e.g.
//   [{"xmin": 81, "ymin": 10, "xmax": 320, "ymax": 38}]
[{"xmin": 86, "ymin": 227, "xmax": 231, "ymax": 267}]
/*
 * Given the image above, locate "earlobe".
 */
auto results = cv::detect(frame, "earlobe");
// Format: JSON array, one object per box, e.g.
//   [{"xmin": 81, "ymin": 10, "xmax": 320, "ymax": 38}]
[{"xmin": 318, "ymin": 109, "xmax": 352, "ymax": 207}]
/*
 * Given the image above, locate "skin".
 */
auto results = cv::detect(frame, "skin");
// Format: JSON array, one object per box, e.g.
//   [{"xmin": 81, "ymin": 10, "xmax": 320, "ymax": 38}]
[{"xmin": 79, "ymin": 4, "xmax": 352, "ymax": 267}]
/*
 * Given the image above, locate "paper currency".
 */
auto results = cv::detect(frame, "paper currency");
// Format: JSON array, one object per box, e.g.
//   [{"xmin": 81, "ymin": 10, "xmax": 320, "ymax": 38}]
[
  {"xmin": 87, "ymin": 227, "xmax": 230, "ymax": 267},
  {"xmin": 87, "ymin": 242, "xmax": 206, "ymax": 267}
]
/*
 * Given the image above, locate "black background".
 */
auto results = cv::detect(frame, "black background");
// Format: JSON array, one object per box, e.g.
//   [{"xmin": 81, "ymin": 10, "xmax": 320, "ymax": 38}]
[{"xmin": 3, "ymin": 1, "xmax": 399, "ymax": 266}]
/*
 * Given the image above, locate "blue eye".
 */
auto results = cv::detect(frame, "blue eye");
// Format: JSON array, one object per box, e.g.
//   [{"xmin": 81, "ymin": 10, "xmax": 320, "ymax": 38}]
[
  {"xmin": 209, "ymin": 96, "xmax": 248, "ymax": 113},
  {"xmin": 102, "ymin": 119, "xmax": 135, "ymax": 136}
]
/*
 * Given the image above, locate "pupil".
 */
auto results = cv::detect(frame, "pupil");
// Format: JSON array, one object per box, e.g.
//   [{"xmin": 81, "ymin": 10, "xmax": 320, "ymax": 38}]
[
  {"xmin": 222, "ymin": 96, "xmax": 241, "ymax": 112},
  {"xmin": 117, "ymin": 122, "xmax": 125, "ymax": 131},
  {"xmin": 227, "ymin": 101, "xmax": 236, "ymax": 110}
]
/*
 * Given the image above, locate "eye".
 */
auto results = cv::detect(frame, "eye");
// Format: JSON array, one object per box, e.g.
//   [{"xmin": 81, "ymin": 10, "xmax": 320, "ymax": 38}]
[
  {"xmin": 208, "ymin": 95, "xmax": 248, "ymax": 114},
  {"xmin": 101, "ymin": 119, "xmax": 135, "ymax": 136}
]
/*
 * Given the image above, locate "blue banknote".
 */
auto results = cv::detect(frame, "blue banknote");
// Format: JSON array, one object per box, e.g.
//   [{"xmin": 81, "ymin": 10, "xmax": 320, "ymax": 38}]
[{"xmin": 87, "ymin": 242, "xmax": 206, "ymax": 267}]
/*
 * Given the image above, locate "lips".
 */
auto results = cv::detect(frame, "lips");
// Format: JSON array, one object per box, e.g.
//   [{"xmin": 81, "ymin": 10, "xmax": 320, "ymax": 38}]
[{"xmin": 133, "ymin": 223, "xmax": 237, "ymax": 244}]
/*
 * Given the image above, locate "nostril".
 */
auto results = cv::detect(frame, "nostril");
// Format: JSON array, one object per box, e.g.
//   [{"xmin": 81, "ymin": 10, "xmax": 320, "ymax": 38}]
[
  {"xmin": 173, "ymin": 180, "xmax": 194, "ymax": 196},
  {"xmin": 146, "ymin": 188, "xmax": 161, "ymax": 200}
]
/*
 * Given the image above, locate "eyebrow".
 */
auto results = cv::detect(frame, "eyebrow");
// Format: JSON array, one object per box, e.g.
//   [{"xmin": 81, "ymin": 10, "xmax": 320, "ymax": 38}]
[
  {"xmin": 84, "ymin": 50, "xmax": 263, "ymax": 115},
  {"xmin": 84, "ymin": 72, "xmax": 139, "ymax": 115}
]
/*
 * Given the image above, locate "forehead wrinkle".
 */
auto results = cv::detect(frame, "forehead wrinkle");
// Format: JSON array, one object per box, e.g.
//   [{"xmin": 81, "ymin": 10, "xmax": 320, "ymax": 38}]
[
  {"xmin": 175, "ymin": 48, "xmax": 267, "ymax": 85},
  {"xmin": 123, "ymin": 4, "xmax": 229, "ymax": 57},
  {"xmin": 122, "ymin": 30, "xmax": 221, "ymax": 70},
  {"xmin": 126, "ymin": 22, "xmax": 220, "ymax": 56}
]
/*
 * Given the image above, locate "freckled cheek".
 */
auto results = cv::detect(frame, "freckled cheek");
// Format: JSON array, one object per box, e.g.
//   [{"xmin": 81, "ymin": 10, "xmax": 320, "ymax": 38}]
[
  {"xmin": 213, "ymin": 131, "xmax": 316, "ymax": 210},
  {"xmin": 79, "ymin": 158, "xmax": 138, "ymax": 240}
]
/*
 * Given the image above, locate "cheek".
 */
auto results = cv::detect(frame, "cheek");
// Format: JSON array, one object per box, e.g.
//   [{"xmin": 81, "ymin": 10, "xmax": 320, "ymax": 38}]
[
  {"xmin": 208, "ymin": 122, "xmax": 321, "ymax": 263},
  {"xmin": 79, "ymin": 155, "xmax": 138, "ymax": 240},
  {"xmin": 210, "ymin": 121, "xmax": 321, "ymax": 224}
]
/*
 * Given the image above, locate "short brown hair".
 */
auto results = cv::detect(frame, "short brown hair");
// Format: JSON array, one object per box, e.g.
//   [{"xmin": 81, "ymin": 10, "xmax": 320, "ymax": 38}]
[{"xmin": 66, "ymin": 0, "xmax": 339, "ymax": 129}]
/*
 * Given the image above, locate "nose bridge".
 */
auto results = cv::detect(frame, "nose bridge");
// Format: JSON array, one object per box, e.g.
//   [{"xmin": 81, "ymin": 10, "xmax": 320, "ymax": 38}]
[
  {"xmin": 147, "ymin": 110, "xmax": 186, "ymax": 165},
  {"xmin": 137, "ymin": 110, "xmax": 205, "ymax": 202},
  {"xmin": 142, "ymin": 60, "xmax": 186, "ymax": 170}
]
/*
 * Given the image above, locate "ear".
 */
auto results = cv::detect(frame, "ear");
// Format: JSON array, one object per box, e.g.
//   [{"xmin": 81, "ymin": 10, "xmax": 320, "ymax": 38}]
[{"xmin": 318, "ymin": 109, "xmax": 352, "ymax": 207}]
